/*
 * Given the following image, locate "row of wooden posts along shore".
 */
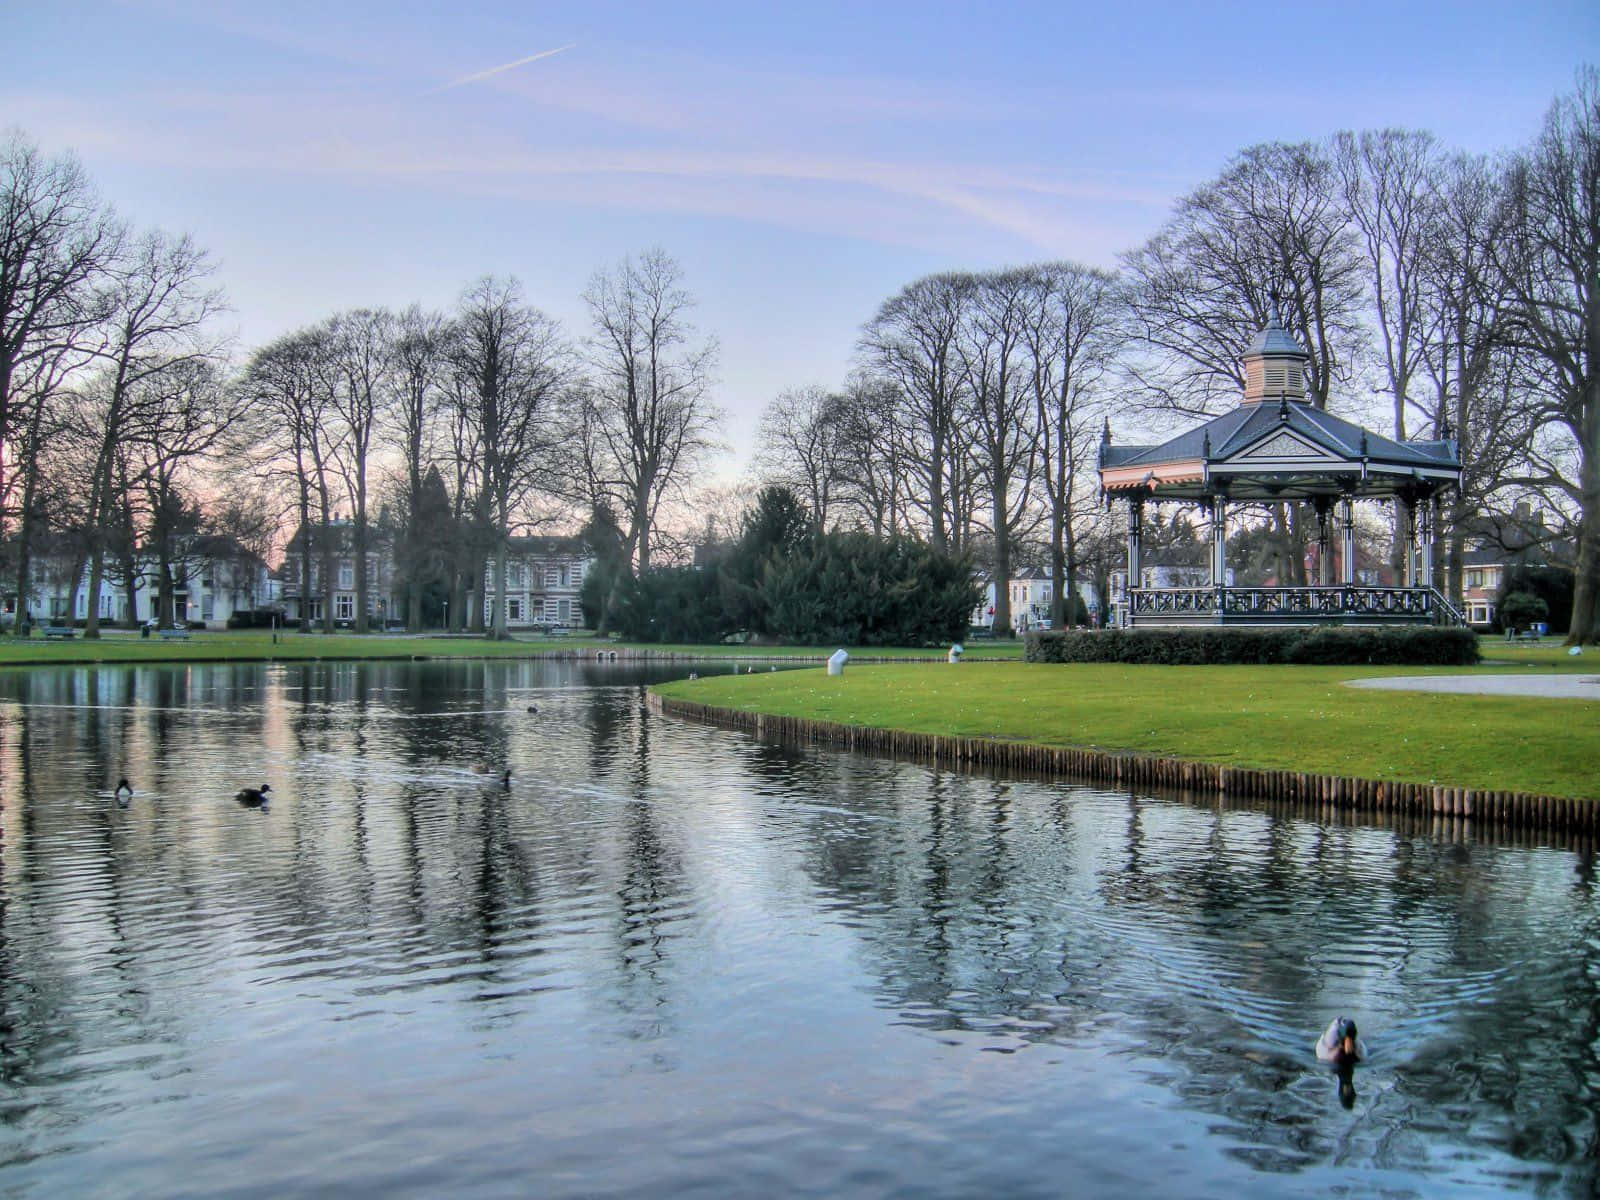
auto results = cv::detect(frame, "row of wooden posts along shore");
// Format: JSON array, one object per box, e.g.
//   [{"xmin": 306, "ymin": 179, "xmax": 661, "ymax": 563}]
[{"xmin": 649, "ymin": 694, "xmax": 1598, "ymax": 839}]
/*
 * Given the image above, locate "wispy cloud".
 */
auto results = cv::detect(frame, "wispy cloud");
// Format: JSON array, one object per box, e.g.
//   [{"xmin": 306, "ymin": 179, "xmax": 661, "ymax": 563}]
[{"xmin": 424, "ymin": 44, "xmax": 576, "ymax": 95}]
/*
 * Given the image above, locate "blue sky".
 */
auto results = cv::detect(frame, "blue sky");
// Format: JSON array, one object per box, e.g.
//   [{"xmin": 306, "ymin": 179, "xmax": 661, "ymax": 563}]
[{"xmin": 9, "ymin": 1, "xmax": 1596, "ymax": 470}]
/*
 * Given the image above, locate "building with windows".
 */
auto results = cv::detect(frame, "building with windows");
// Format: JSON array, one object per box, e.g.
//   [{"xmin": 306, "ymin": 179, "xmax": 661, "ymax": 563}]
[
  {"xmin": 486, "ymin": 535, "xmax": 592, "ymax": 629},
  {"xmin": 1457, "ymin": 503, "xmax": 1568, "ymax": 629},
  {"xmin": 278, "ymin": 520, "xmax": 399, "ymax": 628},
  {"xmin": 971, "ymin": 569, "xmax": 1103, "ymax": 632},
  {"xmin": 6, "ymin": 536, "xmax": 275, "ymax": 629}
]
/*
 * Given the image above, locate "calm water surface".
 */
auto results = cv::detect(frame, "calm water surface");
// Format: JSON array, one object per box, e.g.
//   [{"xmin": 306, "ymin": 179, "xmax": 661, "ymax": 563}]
[{"xmin": 0, "ymin": 660, "xmax": 1595, "ymax": 1198}]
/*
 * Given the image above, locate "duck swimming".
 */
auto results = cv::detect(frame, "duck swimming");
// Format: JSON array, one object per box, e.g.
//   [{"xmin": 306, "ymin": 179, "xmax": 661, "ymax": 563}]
[
  {"xmin": 1315, "ymin": 1016, "xmax": 1367, "ymax": 1067},
  {"xmin": 114, "ymin": 778, "xmax": 133, "ymax": 805},
  {"xmin": 235, "ymin": 783, "xmax": 272, "ymax": 807}
]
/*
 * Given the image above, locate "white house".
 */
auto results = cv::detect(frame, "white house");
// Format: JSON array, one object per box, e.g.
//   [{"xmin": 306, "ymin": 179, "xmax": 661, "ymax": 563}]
[
  {"xmin": 12, "ymin": 537, "xmax": 274, "ymax": 629},
  {"xmin": 971, "ymin": 568, "xmax": 1101, "ymax": 633},
  {"xmin": 484, "ymin": 535, "xmax": 593, "ymax": 629}
]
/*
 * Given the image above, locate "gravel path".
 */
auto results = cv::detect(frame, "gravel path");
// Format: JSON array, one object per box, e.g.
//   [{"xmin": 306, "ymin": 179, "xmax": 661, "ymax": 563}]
[{"xmin": 1348, "ymin": 673, "xmax": 1600, "ymax": 698}]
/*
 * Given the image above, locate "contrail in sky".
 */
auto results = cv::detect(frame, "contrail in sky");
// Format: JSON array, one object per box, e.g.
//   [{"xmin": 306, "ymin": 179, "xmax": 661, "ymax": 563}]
[{"xmin": 425, "ymin": 44, "xmax": 576, "ymax": 94}]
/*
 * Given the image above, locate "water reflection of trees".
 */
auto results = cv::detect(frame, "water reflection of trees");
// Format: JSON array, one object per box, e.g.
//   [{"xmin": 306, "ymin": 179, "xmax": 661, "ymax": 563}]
[
  {"xmin": 764, "ymin": 753, "xmax": 1598, "ymax": 1184},
  {"xmin": 0, "ymin": 661, "xmax": 1594, "ymax": 1189}
]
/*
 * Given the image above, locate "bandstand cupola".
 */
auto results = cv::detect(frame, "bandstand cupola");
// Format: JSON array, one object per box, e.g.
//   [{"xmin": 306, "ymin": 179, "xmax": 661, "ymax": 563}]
[{"xmin": 1241, "ymin": 307, "xmax": 1308, "ymax": 405}]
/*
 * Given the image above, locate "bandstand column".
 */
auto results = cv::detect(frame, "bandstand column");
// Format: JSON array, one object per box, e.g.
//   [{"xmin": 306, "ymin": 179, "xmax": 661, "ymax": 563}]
[
  {"xmin": 1418, "ymin": 494, "xmax": 1435, "ymax": 589},
  {"xmin": 1403, "ymin": 499, "xmax": 1419, "ymax": 587},
  {"xmin": 1210, "ymin": 496, "xmax": 1228, "ymax": 587},
  {"xmin": 1340, "ymin": 496, "xmax": 1356, "ymax": 585},
  {"xmin": 1315, "ymin": 500, "xmax": 1332, "ymax": 586},
  {"xmin": 1127, "ymin": 495, "xmax": 1144, "ymax": 592}
]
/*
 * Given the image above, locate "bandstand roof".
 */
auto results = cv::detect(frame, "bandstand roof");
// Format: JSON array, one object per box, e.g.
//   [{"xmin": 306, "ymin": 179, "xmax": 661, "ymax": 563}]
[
  {"xmin": 1100, "ymin": 399, "xmax": 1460, "ymax": 501},
  {"xmin": 1099, "ymin": 314, "xmax": 1461, "ymax": 503}
]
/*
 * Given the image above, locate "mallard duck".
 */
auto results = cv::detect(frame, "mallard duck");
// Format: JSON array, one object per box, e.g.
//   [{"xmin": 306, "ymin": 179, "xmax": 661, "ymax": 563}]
[
  {"xmin": 236, "ymin": 783, "xmax": 273, "ymax": 806},
  {"xmin": 1315, "ymin": 1017, "xmax": 1367, "ymax": 1067}
]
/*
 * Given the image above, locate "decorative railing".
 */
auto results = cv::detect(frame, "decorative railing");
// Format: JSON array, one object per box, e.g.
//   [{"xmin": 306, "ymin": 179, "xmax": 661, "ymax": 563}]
[{"xmin": 1129, "ymin": 585, "xmax": 1462, "ymax": 624}]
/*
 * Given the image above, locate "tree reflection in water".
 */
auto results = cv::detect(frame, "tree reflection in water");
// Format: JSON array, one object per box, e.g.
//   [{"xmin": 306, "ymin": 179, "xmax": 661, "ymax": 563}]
[{"xmin": 0, "ymin": 658, "xmax": 1594, "ymax": 1197}]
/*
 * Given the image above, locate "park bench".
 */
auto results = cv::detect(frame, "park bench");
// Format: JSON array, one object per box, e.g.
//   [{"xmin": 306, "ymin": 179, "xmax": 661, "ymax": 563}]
[
  {"xmin": 159, "ymin": 627, "xmax": 192, "ymax": 640},
  {"xmin": 1516, "ymin": 629, "xmax": 1542, "ymax": 641},
  {"xmin": 42, "ymin": 625, "xmax": 76, "ymax": 639}
]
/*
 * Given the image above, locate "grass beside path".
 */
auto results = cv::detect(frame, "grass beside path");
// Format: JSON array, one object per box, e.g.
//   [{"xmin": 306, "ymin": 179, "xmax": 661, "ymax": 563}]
[
  {"xmin": 0, "ymin": 629, "xmax": 1026, "ymax": 666},
  {"xmin": 655, "ymin": 649, "xmax": 1600, "ymax": 801}
]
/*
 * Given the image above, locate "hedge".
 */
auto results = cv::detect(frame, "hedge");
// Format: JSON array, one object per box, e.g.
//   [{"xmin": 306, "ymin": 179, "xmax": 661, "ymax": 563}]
[{"xmin": 1024, "ymin": 626, "xmax": 1481, "ymax": 666}]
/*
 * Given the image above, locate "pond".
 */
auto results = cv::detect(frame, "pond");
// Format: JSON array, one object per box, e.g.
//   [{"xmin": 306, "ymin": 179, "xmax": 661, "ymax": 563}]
[{"xmin": 0, "ymin": 660, "xmax": 1595, "ymax": 1198}]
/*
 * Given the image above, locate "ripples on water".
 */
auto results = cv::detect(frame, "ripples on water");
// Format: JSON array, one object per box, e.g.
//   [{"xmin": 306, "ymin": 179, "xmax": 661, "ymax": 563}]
[{"xmin": 0, "ymin": 660, "xmax": 1595, "ymax": 1198}]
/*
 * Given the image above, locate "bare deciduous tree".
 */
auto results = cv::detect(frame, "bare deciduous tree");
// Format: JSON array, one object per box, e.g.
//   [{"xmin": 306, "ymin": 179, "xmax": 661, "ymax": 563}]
[
  {"xmin": 384, "ymin": 304, "xmax": 449, "ymax": 629},
  {"xmin": 1, "ymin": 132, "xmax": 120, "ymax": 630},
  {"xmin": 80, "ymin": 230, "xmax": 225, "ymax": 637},
  {"xmin": 833, "ymin": 374, "xmax": 912, "ymax": 537},
  {"xmin": 582, "ymin": 249, "xmax": 722, "ymax": 575},
  {"xmin": 955, "ymin": 268, "xmax": 1039, "ymax": 633},
  {"xmin": 240, "ymin": 326, "xmax": 342, "ymax": 633},
  {"xmin": 753, "ymin": 384, "xmax": 848, "ymax": 530},
  {"xmin": 859, "ymin": 272, "xmax": 971, "ymax": 554},
  {"xmin": 449, "ymin": 276, "xmax": 575, "ymax": 640},
  {"xmin": 1490, "ymin": 67, "xmax": 1600, "ymax": 643},
  {"xmin": 1021, "ymin": 262, "xmax": 1120, "ymax": 627},
  {"xmin": 326, "ymin": 308, "xmax": 390, "ymax": 632}
]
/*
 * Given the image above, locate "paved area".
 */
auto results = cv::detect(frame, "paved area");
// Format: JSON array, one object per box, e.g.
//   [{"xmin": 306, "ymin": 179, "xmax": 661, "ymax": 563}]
[{"xmin": 1348, "ymin": 674, "xmax": 1600, "ymax": 698}]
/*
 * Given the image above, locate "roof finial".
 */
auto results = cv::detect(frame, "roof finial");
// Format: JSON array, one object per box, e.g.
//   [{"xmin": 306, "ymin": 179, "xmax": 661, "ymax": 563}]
[
  {"xmin": 1101, "ymin": 416, "xmax": 1112, "ymax": 446},
  {"xmin": 1278, "ymin": 394, "xmax": 1290, "ymax": 421}
]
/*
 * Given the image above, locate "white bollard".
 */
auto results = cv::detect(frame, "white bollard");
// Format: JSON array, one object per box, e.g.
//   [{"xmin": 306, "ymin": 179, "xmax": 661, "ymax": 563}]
[
  {"xmin": 948, "ymin": 643, "xmax": 964, "ymax": 663},
  {"xmin": 827, "ymin": 649, "xmax": 848, "ymax": 676}
]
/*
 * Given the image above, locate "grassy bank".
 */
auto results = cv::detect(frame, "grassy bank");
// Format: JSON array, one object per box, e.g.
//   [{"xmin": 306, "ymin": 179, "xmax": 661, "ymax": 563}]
[
  {"xmin": 655, "ymin": 648, "xmax": 1600, "ymax": 800},
  {"xmin": 0, "ymin": 629, "xmax": 1026, "ymax": 666}
]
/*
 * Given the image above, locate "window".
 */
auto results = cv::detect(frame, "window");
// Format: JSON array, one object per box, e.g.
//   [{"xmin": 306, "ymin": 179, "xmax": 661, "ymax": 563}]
[
  {"xmin": 1466, "ymin": 569, "xmax": 1483, "ymax": 589},
  {"xmin": 339, "ymin": 562, "xmax": 354, "ymax": 589},
  {"xmin": 202, "ymin": 596, "xmax": 214, "ymax": 621},
  {"xmin": 559, "ymin": 564, "xmax": 570, "ymax": 587},
  {"xmin": 508, "ymin": 598, "xmax": 523, "ymax": 622},
  {"xmin": 508, "ymin": 562, "xmax": 524, "ymax": 589},
  {"xmin": 307, "ymin": 599, "xmax": 323, "ymax": 621},
  {"xmin": 336, "ymin": 595, "xmax": 354, "ymax": 621},
  {"xmin": 557, "ymin": 598, "xmax": 571, "ymax": 623}
]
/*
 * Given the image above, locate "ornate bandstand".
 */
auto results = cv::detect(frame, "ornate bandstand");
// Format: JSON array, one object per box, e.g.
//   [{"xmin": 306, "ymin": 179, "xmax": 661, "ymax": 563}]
[{"xmin": 1098, "ymin": 313, "xmax": 1465, "ymax": 627}]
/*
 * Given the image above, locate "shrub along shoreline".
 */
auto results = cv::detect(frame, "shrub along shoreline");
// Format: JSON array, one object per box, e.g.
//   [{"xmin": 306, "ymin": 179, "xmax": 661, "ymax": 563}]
[{"xmin": 651, "ymin": 656, "xmax": 1600, "ymax": 828}]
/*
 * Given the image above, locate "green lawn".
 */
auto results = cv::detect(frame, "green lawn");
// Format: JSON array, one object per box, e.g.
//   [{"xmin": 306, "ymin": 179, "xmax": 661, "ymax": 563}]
[
  {"xmin": 655, "ymin": 648, "xmax": 1600, "ymax": 800},
  {"xmin": 0, "ymin": 630, "xmax": 584, "ymax": 665},
  {"xmin": 0, "ymin": 629, "xmax": 1025, "ymax": 666}
]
